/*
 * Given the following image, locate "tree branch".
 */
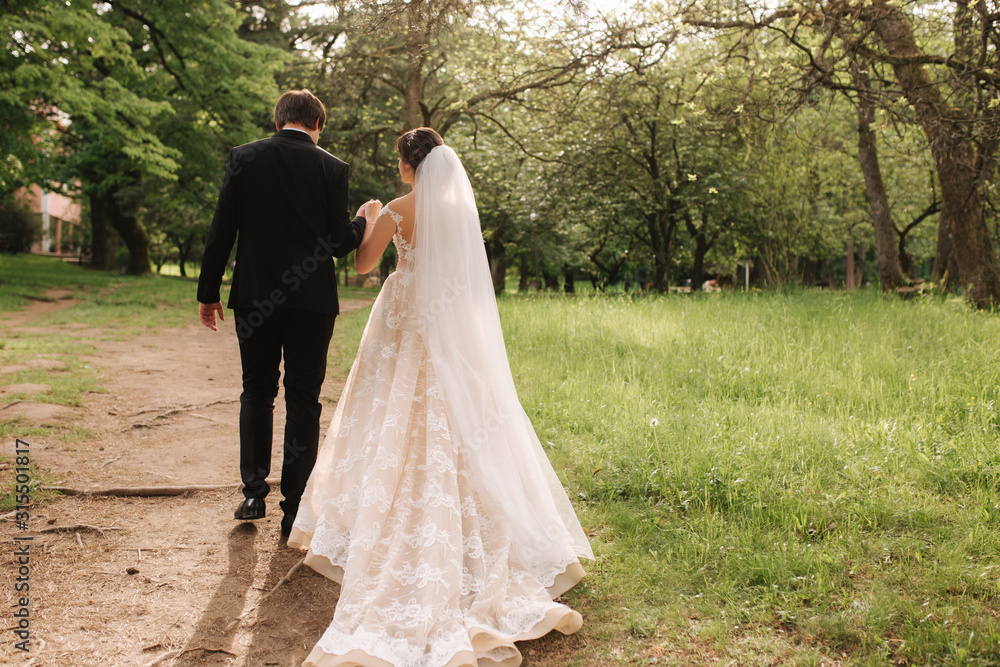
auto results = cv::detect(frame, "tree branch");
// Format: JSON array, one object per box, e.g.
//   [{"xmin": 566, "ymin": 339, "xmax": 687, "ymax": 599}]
[{"xmin": 107, "ymin": 1, "xmax": 188, "ymax": 90}]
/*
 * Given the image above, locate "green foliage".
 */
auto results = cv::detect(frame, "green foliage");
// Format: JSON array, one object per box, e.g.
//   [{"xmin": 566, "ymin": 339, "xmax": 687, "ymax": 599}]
[
  {"xmin": 1, "ymin": 0, "xmax": 968, "ymax": 292},
  {"xmin": 3, "ymin": 0, "xmax": 285, "ymax": 273},
  {"xmin": 0, "ymin": 200, "xmax": 41, "ymax": 252}
]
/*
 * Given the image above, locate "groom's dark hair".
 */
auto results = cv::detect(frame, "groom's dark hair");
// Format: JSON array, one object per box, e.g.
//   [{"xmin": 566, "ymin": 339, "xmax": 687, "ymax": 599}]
[{"xmin": 274, "ymin": 89, "xmax": 326, "ymax": 131}]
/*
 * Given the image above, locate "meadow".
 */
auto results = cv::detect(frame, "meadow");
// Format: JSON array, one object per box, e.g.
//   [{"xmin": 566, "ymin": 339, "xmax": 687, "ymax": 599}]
[
  {"xmin": 493, "ymin": 290, "xmax": 1000, "ymax": 665},
  {"xmin": 3, "ymin": 254, "xmax": 1000, "ymax": 664}
]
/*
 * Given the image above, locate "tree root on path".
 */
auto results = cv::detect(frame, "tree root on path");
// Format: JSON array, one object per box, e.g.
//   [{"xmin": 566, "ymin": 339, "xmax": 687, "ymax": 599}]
[
  {"xmin": 123, "ymin": 399, "xmax": 238, "ymax": 431},
  {"xmin": 44, "ymin": 478, "xmax": 278, "ymax": 497},
  {"xmin": 39, "ymin": 524, "xmax": 124, "ymax": 536},
  {"xmin": 144, "ymin": 646, "xmax": 237, "ymax": 667}
]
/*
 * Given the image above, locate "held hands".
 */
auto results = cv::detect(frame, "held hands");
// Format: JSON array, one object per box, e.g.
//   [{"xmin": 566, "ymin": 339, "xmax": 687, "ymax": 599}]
[
  {"xmin": 199, "ymin": 302, "xmax": 224, "ymax": 332},
  {"xmin": 356, "ymin": 199, "xmax": 382, "ymax": 223}
]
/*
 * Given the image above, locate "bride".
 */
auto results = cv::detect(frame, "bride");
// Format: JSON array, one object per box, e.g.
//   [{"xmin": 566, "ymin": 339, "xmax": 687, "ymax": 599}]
[{"xmin": 288, "ymin": 128, "xmax": 594, "ymax": 667}]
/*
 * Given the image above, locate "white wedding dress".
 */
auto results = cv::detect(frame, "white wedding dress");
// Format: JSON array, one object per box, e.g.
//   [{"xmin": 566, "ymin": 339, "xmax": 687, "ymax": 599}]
[{"xmin": 289, "ymin": 146, "xmax": 593, "ymax": 667}]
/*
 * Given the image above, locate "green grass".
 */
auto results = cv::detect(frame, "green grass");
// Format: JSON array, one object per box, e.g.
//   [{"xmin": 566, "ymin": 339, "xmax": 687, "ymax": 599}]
[
  {"xmin": 0, "ymin": 253, "xmax": 120, "ymax": 310},
  {"xmin": 493, "ymin": 289, "xmax": 1000, "ymax": 665},
  {"xmin": 154, "ymin": 261, "xmax": 203, "ymax": 278}
]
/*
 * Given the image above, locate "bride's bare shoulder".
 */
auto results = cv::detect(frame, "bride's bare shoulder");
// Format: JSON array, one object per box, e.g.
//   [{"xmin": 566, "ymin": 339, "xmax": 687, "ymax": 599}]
[
  {"xmin": 392, "ymin": 192, "xmax": 415, "ymax": 215},
  {"xmin": 377, "ymin": 193, "xmax": 413, "ymax": 233},
  {"xmin": 380, "ymin": 192, "xmax": 414, "ymax": 224}
]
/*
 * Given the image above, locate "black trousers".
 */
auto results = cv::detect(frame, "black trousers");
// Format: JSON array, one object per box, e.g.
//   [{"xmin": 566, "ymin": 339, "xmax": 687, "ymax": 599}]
[{"xmin": 234, "ymin": 306, "xmax": 336, "ymax": 519}]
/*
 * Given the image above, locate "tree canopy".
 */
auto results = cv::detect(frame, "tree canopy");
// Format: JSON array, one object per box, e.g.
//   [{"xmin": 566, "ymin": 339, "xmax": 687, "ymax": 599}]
[{"xmin": 6, "ymin": 0, "xmax": 1000, "ymax": 307}]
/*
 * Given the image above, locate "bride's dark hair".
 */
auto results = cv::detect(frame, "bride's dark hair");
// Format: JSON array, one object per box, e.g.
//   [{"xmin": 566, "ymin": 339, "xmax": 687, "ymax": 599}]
[{"xmin": 396, "ymin": 127, "xmax": 444, "ymax": 170}]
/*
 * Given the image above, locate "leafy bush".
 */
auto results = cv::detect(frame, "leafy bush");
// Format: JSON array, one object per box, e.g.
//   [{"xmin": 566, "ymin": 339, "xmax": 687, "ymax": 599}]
[{"xmin": 0, "ymin": 202, "xmax": 40, "ymax": 252}]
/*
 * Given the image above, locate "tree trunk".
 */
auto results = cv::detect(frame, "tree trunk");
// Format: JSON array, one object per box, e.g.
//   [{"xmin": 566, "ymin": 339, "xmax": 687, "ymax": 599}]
[
  {"xmin": 900, "ymin": 237, "xmax": 915, "ymax": 278},
  {"xmin": 866, "ymin": 1, "xmax": 1000, "ymax": 307},
  {"xmin": 518, "ymin": 255, "xmax": 530, "ymax": 292},
  {"xmin": 686, "ymin": 211, "xmax": 712, "ymax": 289},
  {"xmin": 648, "ymin": 211, "xmax": 675, "ymax": 292},
  {"xmin": 564, "ymin": 264, "xmax": 575, "ymax": 293},
  {"xmin": 691, "ymin": 237, "xmax": 708, "ymax": 289},
  {"xmin": 933, "ymin": 212, "xmax": 953, "ymax": 282},
  {"xmin": 489, "ymin": 247, "xmax": 507, "ymax": 294},
  {"xmin": 821, "ymin": 259, "xmax": 834, "ymax": 288},
  {"xmin": 487, "ymin": 212, "xmax": 508, "ymax": 294},
  {"xmin": 404, "ymin": 3, "xmax": 426, "ymax": 132},
  {"xmin": 851, "ymin": 58, "xmax": 906, "ymax": 291},
  {"xmin": 173, "ymin": 232, "xmax": 193, "ymax": 278},
  {"xmin": 801, "ymin": 259, "xmax": 817, "ymax": 287},
  {"xmin": 109, "ymin": 204, "xmax": 152, "ymax": 276},
  {"xmin": 652, "ymin": 251, "xmax": 669, "ymax": 291},
  {"xmin": 938, "ymin": 157, "xmax": 994, "ymax": 301},
  {"xmin": 856, "ymin": 243, "xmax": 866, "ymax": 287},
  {"xmin": 89, "ymin": 192, "xmax": 116, "ymax": 271},
  {"xmin": 179, "ymin": 232, "xmax": 197, "ymax": 278},
  {"xmin": 846, "ymin": 236, "xmax": 856, "ymax": 290},
  {"xmin": 928, "ymin": 187, "xmax": 960, "ymax": 288}
]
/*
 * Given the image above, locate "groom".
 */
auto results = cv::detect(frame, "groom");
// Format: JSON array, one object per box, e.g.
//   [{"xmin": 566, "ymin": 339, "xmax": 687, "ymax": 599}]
[{"xmin": 197, "ymin": 89, "xmax": 370, "ymax": 538}]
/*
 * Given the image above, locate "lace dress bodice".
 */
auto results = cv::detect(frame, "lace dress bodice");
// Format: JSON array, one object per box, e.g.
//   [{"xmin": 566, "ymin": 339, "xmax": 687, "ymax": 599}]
[
  {"xmin": 378, "ymin": 206, "xmax": 417, "ymax": 332},
  {"xmin": 383, "ymin": 207, "xmax": 415, "ymax": 275}
]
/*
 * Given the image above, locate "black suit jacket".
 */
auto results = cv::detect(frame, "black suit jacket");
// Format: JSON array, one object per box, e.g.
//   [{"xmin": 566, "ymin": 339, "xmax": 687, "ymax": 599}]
[{"xmin": 197, "ymin": 129, "xmax": 365, "ymax": 315}]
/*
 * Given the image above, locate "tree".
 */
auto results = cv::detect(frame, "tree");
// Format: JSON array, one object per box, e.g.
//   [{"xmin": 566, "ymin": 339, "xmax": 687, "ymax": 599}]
[
  {"xmin": 5, "ymin": 0, "xmax": 282, "ymax": 274},
  {"xmin": 689, "ymin": 0, "xmax": 1000, "ymax": 307},
  {"xmin": 516, "ymin": 17, "xmax": 774, "ymax": 291}
]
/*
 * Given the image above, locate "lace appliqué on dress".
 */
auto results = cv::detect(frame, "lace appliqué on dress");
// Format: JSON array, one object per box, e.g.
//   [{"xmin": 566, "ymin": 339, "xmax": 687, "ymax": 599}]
[{"xmin": 380, "ymin": 206, "xmax": 403, "ymax": 224}]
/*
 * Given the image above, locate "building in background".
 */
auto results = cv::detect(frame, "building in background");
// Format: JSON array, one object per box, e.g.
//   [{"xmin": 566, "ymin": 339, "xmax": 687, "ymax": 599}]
[{"xmin": 16, "ymin": 183, "xmax": 82, "ymax": 255}]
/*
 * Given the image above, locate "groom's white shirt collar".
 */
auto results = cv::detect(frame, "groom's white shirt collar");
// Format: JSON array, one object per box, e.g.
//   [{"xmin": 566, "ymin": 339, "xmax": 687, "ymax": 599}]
[{"xmin": 282, "ymin": 127, "xmax": 311, "ymax": 137}]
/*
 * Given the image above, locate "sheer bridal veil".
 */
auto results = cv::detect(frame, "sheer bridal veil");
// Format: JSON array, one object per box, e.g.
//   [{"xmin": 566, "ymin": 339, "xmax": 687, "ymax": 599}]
[{"xmin": 412, "ymin": 145, "xmax": 594, "ymax": 573}]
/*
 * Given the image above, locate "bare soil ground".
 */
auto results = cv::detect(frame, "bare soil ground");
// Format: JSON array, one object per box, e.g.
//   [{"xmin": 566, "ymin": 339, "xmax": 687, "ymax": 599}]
[{"xmin": 0, "ymin": 296, "xmax": 593, "ymax": 667}]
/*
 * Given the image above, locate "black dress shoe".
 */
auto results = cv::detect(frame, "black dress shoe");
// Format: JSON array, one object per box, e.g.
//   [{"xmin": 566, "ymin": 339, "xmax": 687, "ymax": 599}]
[
  {"xmin": 234, "ymin": 497, "xmax": 265, "ymax": 521},
  {"xmin": 280, "ymin": 512, "xmax": 295, "ymax": 538}
]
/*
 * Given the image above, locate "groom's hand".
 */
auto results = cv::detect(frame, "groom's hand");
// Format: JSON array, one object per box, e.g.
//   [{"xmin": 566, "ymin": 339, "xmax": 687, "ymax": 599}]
[{"xmin": 199, "ymin": 302, "xmax": 224, "ymax": 332}]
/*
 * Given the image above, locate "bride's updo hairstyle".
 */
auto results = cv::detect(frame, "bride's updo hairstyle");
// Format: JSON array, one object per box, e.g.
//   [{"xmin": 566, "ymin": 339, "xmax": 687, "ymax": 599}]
[{"xmin": 396, "ymin": 127, "xmax": 444, "ymax": 170}]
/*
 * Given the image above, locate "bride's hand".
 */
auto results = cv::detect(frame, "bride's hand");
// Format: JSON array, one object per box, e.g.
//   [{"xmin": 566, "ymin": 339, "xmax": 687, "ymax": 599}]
[
  {"xmin": 356, "ymin": 200, "xmax": 382, "ymax": 221},
  {"xmin": 364, "ymin": 200, "xmax": 382, "ymax": 222}
]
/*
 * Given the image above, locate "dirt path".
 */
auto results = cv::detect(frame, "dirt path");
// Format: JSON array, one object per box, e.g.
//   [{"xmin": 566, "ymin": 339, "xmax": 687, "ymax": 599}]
[{"xmin": 0, "ymin": 296, "xmax": 587, "ymax": 666}]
